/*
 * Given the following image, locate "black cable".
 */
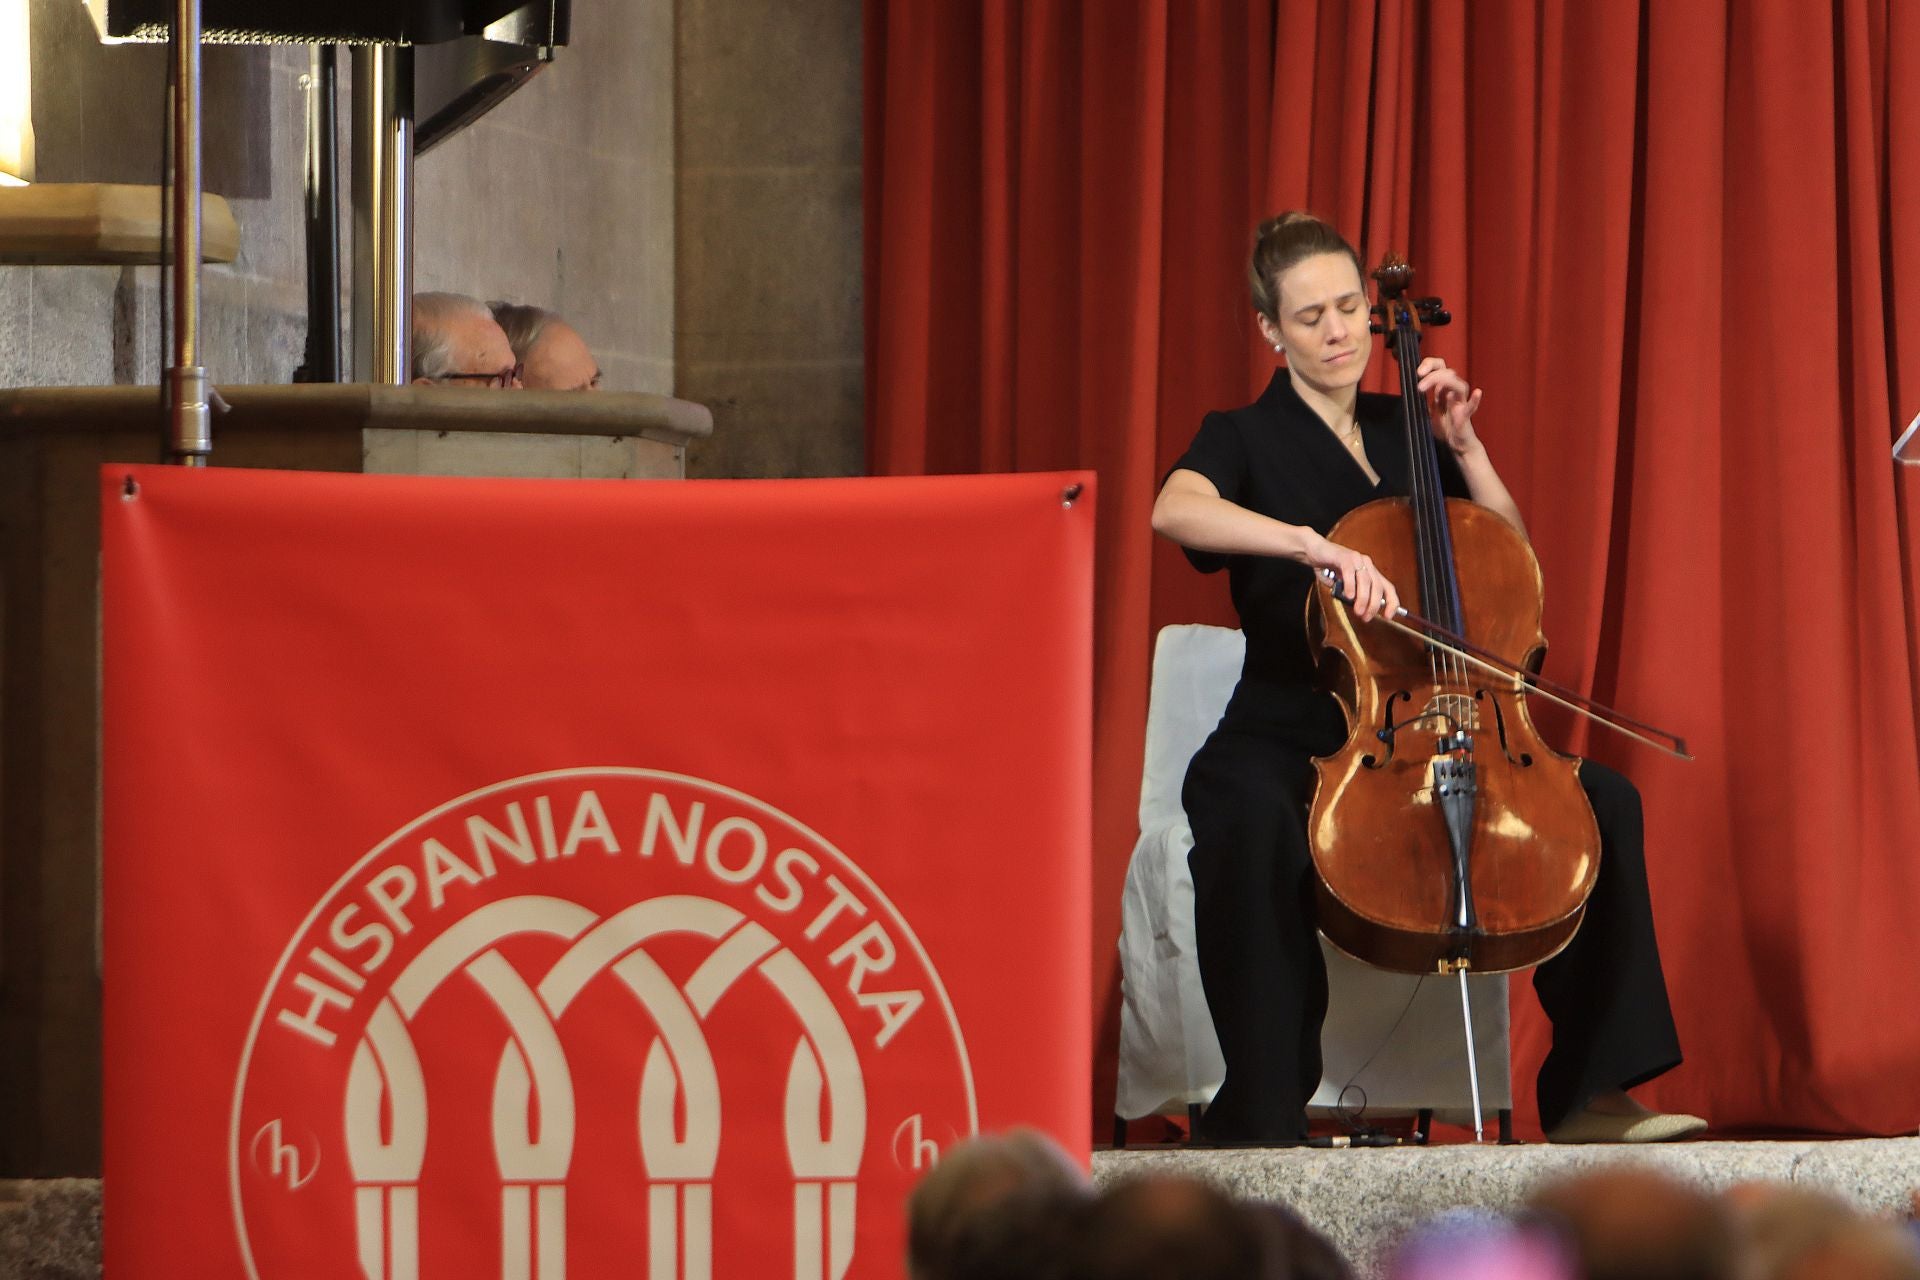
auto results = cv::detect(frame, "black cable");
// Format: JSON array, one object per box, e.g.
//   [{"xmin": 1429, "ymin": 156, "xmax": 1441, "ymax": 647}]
[{"xmin": 1332, "ymin": 974, "xmax": 1429, "ymax": 1139}]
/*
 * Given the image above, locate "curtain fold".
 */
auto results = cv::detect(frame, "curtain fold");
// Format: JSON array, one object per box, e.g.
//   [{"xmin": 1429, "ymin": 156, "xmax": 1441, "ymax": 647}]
[{"xmin": 866, "ymin": 0, "xmax": 1920, "ymax": 1136}]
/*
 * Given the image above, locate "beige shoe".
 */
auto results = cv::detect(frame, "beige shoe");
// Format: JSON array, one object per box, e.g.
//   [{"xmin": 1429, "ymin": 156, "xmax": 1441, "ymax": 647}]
[{"xmin": 1546, "ymin": 1109, "xmax": 1709, "ymax": 1144}]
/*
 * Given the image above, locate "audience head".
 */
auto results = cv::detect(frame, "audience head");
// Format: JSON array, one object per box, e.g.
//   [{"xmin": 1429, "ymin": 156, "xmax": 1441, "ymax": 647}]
[
  {"xmin": 905, "ymin": 1128, "xmax": 1090, "ymax": 1280},
  {"xmin": 1389, "ymin": 1210, "xmax": 1576, "ymax": 1280},
  {"xmin": 490, "ymin": 301, "xmax": 603, "ymax": 391},
  {"xmin": 897, "ymin": 1151, "xmax": 1920, "ymax": 1280},
  {"xmin": 1732, "ymin": 1185, "xmax": 1920, "ymax": 1280},
  {"xmin": 1243, "ymin": 1198, "xmax": 1354, "ymax": 1280},
  {"xmin": 1066, "ymin": 1174, "xmax": 1270, "ymax": 1280},
  {"xmin": 411, "ymin": 292, "xmax": 520, "ymax": 387},
  {"xmin": 927, "ymin": 1183, "xmax": 1087, "ymax": 1280},
  {"xmin": 1527, "ymin": 1166, "xmax": 1737, "ymax": 1280}
]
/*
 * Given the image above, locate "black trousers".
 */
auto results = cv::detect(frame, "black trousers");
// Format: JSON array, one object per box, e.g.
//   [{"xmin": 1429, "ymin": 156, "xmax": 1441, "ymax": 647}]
[{"xmin": 1184, "ymin": 705, "xmax": 1683, "ymax": 1142}]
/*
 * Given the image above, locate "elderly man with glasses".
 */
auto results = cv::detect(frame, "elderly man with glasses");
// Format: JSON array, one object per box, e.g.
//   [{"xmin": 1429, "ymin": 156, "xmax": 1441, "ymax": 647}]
[
  {"xmin": 490, "ymin": 301, "xmax": 603, "ymax": 391},
  {"xmin": 411, "ymin": 292, "xmax": 523, "ymax": 388}
]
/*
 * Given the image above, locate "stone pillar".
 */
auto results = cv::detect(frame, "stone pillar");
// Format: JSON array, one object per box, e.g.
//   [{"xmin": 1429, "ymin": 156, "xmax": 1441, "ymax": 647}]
[{"xmin": 675, "ymin": 0, "xmax": 864, "ymax": 477}]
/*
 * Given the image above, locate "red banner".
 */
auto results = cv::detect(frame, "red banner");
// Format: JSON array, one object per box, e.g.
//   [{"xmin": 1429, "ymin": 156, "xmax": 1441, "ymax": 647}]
[{"xmin": 102, "ymin": 465, "xmax": 1093, "ymax": 1279}]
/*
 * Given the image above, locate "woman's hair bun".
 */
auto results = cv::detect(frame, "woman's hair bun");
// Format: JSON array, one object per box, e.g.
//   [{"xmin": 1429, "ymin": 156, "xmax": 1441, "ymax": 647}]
[{"xmin": 1248, "ymin": 212, "xmax": 1363, "ymax": 322}]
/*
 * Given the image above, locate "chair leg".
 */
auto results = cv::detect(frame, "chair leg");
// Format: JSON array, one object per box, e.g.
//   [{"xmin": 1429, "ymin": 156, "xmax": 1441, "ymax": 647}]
[
  {"xmin": 1187, "ymin": 1102, "xmax": 1203, "ymax": 1143},
  {"xmin": 1413, "ymin": 1109, "xmax": 1432, "ymax": 1144},
  {"xmin": 1112, "ymin": 1114, "xmax": 1128, "ymax": 1149},
  {"xmin": 1498, "ymin": 1109, "xmax": 1515, "ymax": 1144}
]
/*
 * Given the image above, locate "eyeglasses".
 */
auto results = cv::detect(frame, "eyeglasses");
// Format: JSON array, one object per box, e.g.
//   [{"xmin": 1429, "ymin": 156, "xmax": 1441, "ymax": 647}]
[{"xmin": 435, "ymin": 362, "xmax": 523, "ymax": 389}]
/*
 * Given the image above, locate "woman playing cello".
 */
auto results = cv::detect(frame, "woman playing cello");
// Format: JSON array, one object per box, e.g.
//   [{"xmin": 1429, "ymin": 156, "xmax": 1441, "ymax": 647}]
[{"xmin": 1152, "ymin": 212, "xmax": 1705, "ymax": 1144}]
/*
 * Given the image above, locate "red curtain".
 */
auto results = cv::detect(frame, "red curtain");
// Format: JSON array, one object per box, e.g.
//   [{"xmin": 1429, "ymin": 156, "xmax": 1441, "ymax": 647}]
[{"xmin": 866, "ymin": 0, "xmax": 1920, "ymax": 1136}]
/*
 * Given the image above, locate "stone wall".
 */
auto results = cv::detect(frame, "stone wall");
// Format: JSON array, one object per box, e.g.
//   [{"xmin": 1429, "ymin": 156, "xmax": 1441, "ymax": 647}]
[{"xmin": 675, "ymin": 0, "xmax": 864, "ymax": 478}]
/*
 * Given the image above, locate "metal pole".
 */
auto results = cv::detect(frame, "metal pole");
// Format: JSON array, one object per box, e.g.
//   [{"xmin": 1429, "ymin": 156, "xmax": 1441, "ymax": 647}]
[
  {"xmin": 1456, "ymin": 967, "xmax": 1486, "ymax": 1142},
  {"xmin": 165, "ymin": 0, "xmax": 209, "ymax": 464},
  {"xmin": 295, "ymin": 44, "xmax": 342, "ymax": 384},
  {"xmin": 351, "ymin": 46, "xmax": 414, "ymax": 385}
]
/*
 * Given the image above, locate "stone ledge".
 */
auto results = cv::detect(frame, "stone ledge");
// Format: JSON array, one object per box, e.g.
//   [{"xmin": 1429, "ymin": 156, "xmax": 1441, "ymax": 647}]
[
  {"xmin": 0, "ymin": 1179, "xmax": 100, "ymax": 1279},
  {"xmin": 0, "ymin": 384, "xmax": 714, "ymax": 445}
]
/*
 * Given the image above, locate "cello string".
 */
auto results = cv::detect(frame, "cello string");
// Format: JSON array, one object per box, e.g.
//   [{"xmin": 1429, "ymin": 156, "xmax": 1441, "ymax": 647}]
[
  {"xmin": 1403, "ymin": 311, "xmax": 1458, "ymax": 705},
  {"xmin": 1388, "ymin": 305, "xmax": 1436, "ymax": 687},
  {"xmin": 1396, "ymin": 306, "xmax": 1457, "ymax": 709},
  {"xmin": 1403, "ymin": 310, "xmax": 1472, "ymax": 727}
]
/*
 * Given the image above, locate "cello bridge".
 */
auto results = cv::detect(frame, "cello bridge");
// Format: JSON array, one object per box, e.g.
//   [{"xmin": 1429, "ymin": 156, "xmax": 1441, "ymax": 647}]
[{"xmin": 1424, "ymin": 692, "xmax": 1479, "ymax": 740}]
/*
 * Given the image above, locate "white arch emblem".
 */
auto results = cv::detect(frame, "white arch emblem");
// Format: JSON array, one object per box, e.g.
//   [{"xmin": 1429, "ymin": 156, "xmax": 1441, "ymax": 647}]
[{"xmin": 341, "ymin": 894, "xmax": 868, "ymax": 1280}]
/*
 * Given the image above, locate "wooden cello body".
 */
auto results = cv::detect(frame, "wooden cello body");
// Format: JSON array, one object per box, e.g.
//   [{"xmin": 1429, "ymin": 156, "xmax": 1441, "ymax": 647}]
[{"xmin": 1306, "ymin": 260, "xmax": 1600, "ymax": 977}]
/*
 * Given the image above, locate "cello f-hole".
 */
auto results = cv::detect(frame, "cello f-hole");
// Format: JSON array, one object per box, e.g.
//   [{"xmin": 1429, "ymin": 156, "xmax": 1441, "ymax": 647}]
[
  {"xmin": 1475, "ymin": 688, "xmax": 1535, "ymax": 767},
  {"xmin": 1370, "ymin": 689, "xmax": 1416, "ymax": 766}
]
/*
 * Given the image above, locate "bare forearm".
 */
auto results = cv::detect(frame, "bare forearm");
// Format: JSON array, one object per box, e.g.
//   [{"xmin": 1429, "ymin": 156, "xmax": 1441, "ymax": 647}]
[
  {"xmin": 1454, "ymin": 443, "xmax": 1528, "ymax": 540},
  {"xmin": 1151, "ymin": 486, "xmax": 1321, "ymax": 563},
  {"xmin": 1152, "ymin": 473, "xmax": 1403, "ymax": 621}
]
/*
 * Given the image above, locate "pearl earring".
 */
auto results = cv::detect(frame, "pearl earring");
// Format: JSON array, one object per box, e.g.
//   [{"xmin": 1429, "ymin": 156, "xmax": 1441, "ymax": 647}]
[{"xmin": 1273, "ymin": 343, "xmax": 1283, "ymax": 353}]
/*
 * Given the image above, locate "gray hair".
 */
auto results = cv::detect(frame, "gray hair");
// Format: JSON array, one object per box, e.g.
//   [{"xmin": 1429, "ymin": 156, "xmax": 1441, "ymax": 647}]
[
  {"xmin": 410, "ymin": 292, "xmax": 494, "ymax": 380},
  {"xmin": 904, "ymin": 1128, "xmax": 1089, "ymax": 1280},
  {"xmin": 489, "ymin": 301, "xmax": 556, "ymax": 364}
]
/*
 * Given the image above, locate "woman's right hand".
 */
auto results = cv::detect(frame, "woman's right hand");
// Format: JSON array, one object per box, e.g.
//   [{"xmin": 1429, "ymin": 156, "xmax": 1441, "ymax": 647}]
[{"xmin": 1302, "ymin": 534, "xmax": 1401, "ymax": 623}]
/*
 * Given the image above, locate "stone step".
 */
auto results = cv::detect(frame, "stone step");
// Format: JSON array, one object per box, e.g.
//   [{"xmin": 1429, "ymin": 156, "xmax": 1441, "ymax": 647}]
[{"xmin": 0, "ymin": 1179, "xmax": 101, "ymax": 1279}]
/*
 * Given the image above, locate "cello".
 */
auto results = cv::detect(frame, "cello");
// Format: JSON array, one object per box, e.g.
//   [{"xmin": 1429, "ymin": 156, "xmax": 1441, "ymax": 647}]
[{"xmin": 1304, "ymin": 256, "xmax": 1689, "ymax": 1135}]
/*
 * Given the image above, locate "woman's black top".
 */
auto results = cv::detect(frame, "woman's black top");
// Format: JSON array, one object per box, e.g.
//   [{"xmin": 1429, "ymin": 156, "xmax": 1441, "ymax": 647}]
[{"xmin": 1169, "ymin": 368, "xmax": 1470, "ymax": 748}]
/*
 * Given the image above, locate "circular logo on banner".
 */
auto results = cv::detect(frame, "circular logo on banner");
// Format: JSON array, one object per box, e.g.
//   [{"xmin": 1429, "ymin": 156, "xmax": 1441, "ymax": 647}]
[{"xmin": 230, "ymin": 769, "xmax": 977, "ymax": 1280}]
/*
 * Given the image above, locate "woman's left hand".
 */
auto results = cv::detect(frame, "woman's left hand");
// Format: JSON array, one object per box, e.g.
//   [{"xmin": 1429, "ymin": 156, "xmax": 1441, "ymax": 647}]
[{"xmin": 1416, "ymin": 356, "xmax": 1484, "ymax": 455}]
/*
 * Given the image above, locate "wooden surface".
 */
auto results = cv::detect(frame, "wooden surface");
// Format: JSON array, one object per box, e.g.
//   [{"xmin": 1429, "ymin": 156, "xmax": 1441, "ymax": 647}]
[
  {"xmin": 0, "ymin": 383, "xmax": 714, "ymax": 442},
  {"xmin": 0, "ymin": 183, "xmax": 240, "ymax": 265}
]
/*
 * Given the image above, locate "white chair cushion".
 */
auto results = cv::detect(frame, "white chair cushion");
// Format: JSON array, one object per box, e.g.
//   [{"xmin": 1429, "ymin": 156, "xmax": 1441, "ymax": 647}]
[{"xmin": 1137, "ymin": 625, "xmax": 1245, "ymax": 836}]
